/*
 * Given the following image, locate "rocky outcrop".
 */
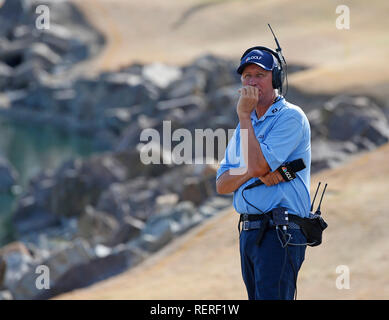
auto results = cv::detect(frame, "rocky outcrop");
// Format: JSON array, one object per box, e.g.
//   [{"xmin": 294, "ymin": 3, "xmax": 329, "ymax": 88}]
[
  {"xmin": 309, "ymin": 95, "xmax": 389, "ymax": 171},
  {"xmin": 1, "ymin": 0, "xmax": 389, "ymax": 301},
  {"xmin": 3, "ymin": 54, "xmax": 389, "ymax": 298}
]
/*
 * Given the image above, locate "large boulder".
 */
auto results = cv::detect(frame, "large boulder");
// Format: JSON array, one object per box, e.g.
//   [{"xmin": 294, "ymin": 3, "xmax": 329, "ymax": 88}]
[
  {"xmin": 311, "ymin": 95, "xmax": 389, "ymax": 147},
  {"xmin": 12, "ymin": 154, "xmax": 131, "ymax": 238},
  {"xmin": 33, "ymin": 242, "xmax": 146, "ymax": 300},
  {"xmin": 9, "ymin": 239, "xmax": 92, "ymax": 300},
  {"xmin": 77, "ymin": 205, "xmax": 144, "ymax": 247},
  {"xmin": 0, "ymin": 0, "xmax": 29, "ymax": 38},
  {"xmin": 0, "ymin": 242, "xmax": 35, "ymax": 292},
  {"xmin": 142, "ymin": 62, "xmax": 182, "ymax": 89}
]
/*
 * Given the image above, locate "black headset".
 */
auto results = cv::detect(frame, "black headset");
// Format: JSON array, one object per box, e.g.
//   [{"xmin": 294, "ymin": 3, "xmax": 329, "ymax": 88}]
[{"xmin": 239, "ymin": 46, "xmax": 286, "ymax": 96}]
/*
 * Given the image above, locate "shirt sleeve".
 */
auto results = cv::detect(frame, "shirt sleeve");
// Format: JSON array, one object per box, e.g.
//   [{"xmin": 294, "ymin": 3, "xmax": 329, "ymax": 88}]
[
  {"xmin": 216, "ymin": 125, "xmax": 246, "ymax": 180},
  {"xmin": 260, "ymin": 115, "xmax": 304, "ymax": 172}
]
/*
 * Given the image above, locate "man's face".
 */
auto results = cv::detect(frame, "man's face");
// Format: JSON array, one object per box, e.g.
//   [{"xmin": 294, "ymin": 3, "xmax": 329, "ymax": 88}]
[{"xmin": 241, "ymin": 64, "xmax": 274, "ymax": 103}]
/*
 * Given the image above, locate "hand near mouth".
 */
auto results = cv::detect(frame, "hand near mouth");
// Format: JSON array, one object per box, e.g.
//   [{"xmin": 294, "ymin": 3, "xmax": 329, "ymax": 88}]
[{"xmin": 237, "ymin": 85, "xmax": 259, "ymax": 118}]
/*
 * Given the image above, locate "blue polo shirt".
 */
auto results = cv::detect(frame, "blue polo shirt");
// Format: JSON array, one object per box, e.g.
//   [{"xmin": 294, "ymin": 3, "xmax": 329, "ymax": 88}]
[{"xmin": 216, "ymin": 97, "xmax": 311, "ymax": 218}]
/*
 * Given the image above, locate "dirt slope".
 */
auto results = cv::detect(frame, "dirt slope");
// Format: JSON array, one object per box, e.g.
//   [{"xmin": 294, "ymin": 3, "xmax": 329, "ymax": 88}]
[
  {"xmin": 71, "ymin": 0, "xmax": 389, "ymax": 101},
  {"xmin": 55, "ymin": 143, "xmax": 389, "ymax": 300}
]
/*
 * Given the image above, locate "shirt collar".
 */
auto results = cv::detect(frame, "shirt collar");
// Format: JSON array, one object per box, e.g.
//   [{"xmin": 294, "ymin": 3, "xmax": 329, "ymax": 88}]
[{"xmin": 250, "ymin": 96, "xmax": 285, "ymax": 122}]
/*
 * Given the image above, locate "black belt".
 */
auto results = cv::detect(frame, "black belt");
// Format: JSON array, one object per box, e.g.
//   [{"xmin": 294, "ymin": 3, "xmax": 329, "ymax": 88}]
[{"xmin": 239, "ymin": 211, "xmax": 301, "ymax": 232}]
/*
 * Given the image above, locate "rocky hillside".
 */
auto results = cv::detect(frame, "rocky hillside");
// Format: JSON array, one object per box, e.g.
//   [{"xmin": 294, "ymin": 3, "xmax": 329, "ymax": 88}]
[
  {"xmin": 53, "ymin": 143, "xmax": 389, "ymax": 300},
  {"xmin": 0, "ymin": 0, "xmax": 388, "ymax": 300}
]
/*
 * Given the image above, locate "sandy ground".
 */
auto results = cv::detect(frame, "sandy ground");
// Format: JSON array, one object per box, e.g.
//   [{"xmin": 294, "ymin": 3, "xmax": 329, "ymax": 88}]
[
  {"xmin": 71, "ymin": 0, "xmax": 389, "ymax": 102},
  {"xmin": 55, "ymin": 143, "xmax": 389, "ymax": 300}
]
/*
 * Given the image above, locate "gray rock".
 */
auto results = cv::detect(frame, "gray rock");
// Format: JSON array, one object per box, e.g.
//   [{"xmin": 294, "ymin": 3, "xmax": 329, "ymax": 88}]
[
  {"xmin": 10, "ymin": 239, "xmax": 92, "ymax": 300},
  {"xmin": 181, "ymin": 176, "xmax": 209, "ymax": 206},
  {"xmin": 23, "ymin": 42, "xmax": 62, "ymax": 71},
  {"xmin": 190, "ymin": 54, "xmax": 239, "ymax": 93},
  {"xmin": 113, "ymin": 147, "xmax": 171, "ymax": 179},
  {"xmin": 311, "ymin": 139, "xmax": 350, "ymax": 172},
  {"xmin": 11, "ymin": 60, "xmax": 49, "ymax": 89},
  {"xmin": 207, "ymin": 85, "xmax": 239, "ymax": 128},
  {"xmin": 318, "ymin": 95, "xmax": 389, "ymax": 146},
  {"xmin": 0, "ymin": 38, "xmax": 29, "ymax": 68},
  {"xmin": 202, "ymin": 196, "xmax": 232, "ymax": 211},
  {"xmin": 103, "ymin": 216, "xmax": 144, "ymax": 247},
  {"xmin": 135, "ymin": 217, "xmax": 174, "ymax": 253},
  {"xmin": 78, "ymin": 205, "xmax": 144, "ymax": 247},
  {"xmin": 0, "ymin": 290, "xmax": 13, "ymax": 300},
  {"xmin": 35, "ymin": 242, "xmax": 146, "ymax": 300},
  {"xmin": 0, "ymin": 0, "xmax": 30, "ymax": 38},
  {"xmin": 156, "ymin": 95, "xmax": 206, "ymax": 111},
  {"xmin": 0, "ymin": 242, "xmax": 35, "ymax": 293},
  {"xmin": 155, "ymin": 193, "xmax": 179, "ymax": 212},
  {"xmin": 0, "ymin": 156, "xmax": 18, "ymax": 193},
  {"xmin": 142, "ymin": 63, "xmax": 182, "ymax": 89},
  {"xmin": 198, "ymin": 204, "xmax": 219, "ymax": 217},
  {"xmin": 12, "ymin": 201, "xmax": 60, "ymax": 236},
  {"xmin": 11, "ymin": 83, "xmax": 55, "ymax": 110},
  {"xmin": 167, "ymin": 201, "xmax": 203, "ymax": 235},
  {"xmin": 164, "ymin": 69, "xmax": 207, "ymax": 99},
  {"xmin": 69, "ymin": 75, "xmax": 159, "ymax": 124},
  {"xmin": 78, "ymin": 206, "xmax": 120, "ymax": 245},
  {"xmin": 0, "ymin": 61, "xmax": 13, "ymax": 89},
  {"xmin": 96, "ymin": 178, "xmax": 160, "ymax": 222},
  {"xmin": 13, "ymin": 154, "xmax": 131, "ymax": 239},
  {"xmin": 103, "ymin": 107, "xmax": 133, "ymax": 134},
  {"xmin": 47, "ymin": 154, "xmax": 129, "ymax": 217}
]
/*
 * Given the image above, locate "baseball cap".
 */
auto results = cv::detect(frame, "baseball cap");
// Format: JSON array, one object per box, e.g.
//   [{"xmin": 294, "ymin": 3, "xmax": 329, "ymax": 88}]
[{"xmin": 237, "ymin": 49, "xmax": 277, "ymax": 74}]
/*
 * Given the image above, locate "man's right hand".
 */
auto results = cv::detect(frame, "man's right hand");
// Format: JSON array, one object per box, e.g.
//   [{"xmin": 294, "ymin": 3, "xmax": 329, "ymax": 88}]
[{"xmin": 237, "ymin": 86, "xmax": 259, "ymax": 118}]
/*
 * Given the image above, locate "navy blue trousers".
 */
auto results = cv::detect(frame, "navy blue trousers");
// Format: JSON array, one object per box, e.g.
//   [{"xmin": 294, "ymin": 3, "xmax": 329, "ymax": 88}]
[{"xmin": 239, "ymin": 227, "xmax": 307, "ymax": 300}]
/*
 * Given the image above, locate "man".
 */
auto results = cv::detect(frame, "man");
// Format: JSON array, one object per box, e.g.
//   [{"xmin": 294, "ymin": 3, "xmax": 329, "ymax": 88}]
[{"xmin": 216, "ymin": 48, "xmax": 311, "ymax": 300}]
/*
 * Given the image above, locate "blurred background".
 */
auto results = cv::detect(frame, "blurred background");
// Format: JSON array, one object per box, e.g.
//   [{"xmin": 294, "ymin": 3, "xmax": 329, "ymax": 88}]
[{"xmin": 0, "ymin": 0, "xmax": 388, "ymax": 300}]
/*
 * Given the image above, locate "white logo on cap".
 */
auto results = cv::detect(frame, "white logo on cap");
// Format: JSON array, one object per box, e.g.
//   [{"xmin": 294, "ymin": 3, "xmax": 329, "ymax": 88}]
[{"xmin": 246, "ymin": 55, "xmax": 262, "ymax": 62}]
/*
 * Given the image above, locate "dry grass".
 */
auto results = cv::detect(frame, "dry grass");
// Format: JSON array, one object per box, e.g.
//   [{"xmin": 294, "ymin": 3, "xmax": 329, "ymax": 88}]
[{"xmin": 55, "ymin": 143, "xmax": 389, "ymax": 300}]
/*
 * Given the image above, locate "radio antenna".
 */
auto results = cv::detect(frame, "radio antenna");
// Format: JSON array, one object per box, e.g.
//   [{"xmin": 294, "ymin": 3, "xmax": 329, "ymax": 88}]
[
  {"xmin": 310, "ymin": 182, "xmax": 321, "ymax": 212},
  {"xmin": 315, "ymin": 183, "xmax": 328, "ymax": 216}
]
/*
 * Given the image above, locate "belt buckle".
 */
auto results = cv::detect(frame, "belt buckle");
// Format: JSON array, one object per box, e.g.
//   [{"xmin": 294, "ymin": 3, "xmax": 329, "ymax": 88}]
[{"xmin": 243, "ymin": 220, "xmax": 249, "ymax": 231}]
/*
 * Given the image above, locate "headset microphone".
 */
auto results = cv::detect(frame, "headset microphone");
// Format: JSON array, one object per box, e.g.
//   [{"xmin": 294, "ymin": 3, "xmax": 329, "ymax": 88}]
[
  {"xmin": 268, "ymin": 24, "xmax": 286, "ymax": 64},
  {"xmin": 267, "ymin": 23, "xmax": 288, "ymax": 97}
]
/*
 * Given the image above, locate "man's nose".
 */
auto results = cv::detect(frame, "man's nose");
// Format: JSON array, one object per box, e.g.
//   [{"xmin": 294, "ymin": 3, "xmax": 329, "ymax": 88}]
[{"xmin": 247, "ymin": 78, "xmax": 256, "ymax": 86}]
